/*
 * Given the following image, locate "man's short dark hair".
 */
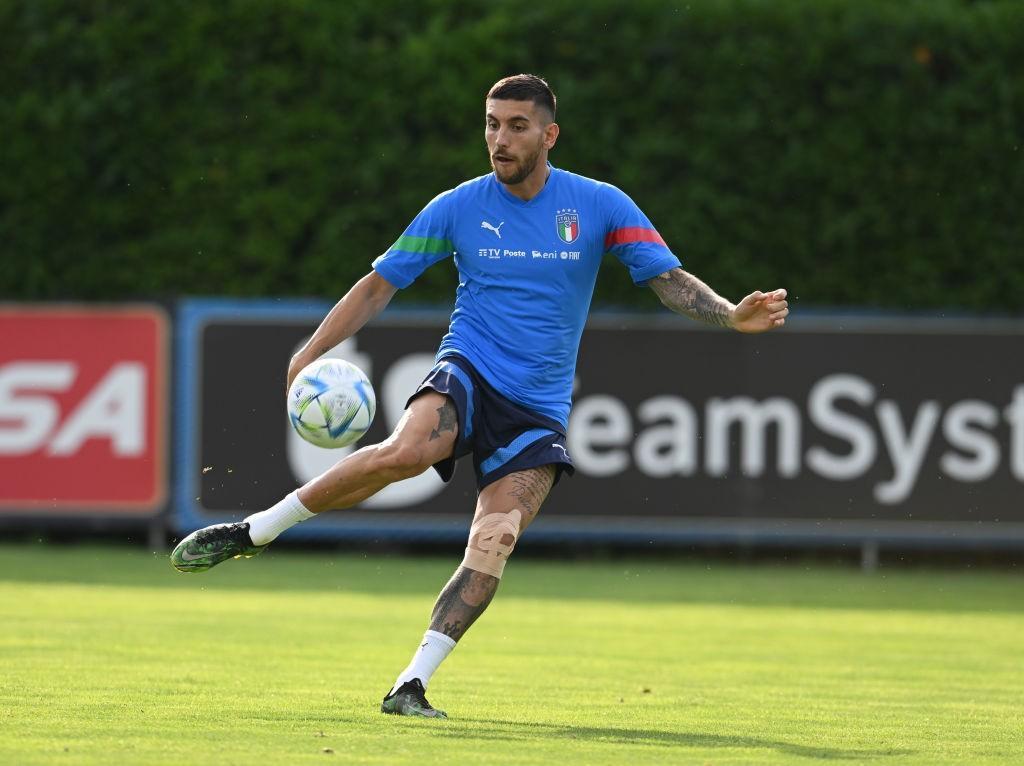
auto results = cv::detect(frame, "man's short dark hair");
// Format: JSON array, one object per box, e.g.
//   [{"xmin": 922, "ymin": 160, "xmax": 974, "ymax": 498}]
[{"xmin": 487, "ymin": 74, "xmax": 556, "ymax": 121}]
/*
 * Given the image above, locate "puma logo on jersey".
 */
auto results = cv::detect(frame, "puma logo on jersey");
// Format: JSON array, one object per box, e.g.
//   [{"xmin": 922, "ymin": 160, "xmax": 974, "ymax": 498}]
[
  {"xmin": 552, "ymin": 443, "xmax": 570, "ymax": 459},
  {"xmin": 481, "ymin": 220, "xmax": 505, "ymax": 238}
]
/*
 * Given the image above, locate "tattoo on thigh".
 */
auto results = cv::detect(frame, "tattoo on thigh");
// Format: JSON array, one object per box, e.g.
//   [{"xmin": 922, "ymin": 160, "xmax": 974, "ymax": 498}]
[
  {"xmin": 506, "ymin": 466, "xmax": 555, "ymax": 519},
  {"xmin": 429, "ymin": 400, "xmax": 458, "ymax": 442},
  {"xmin": 429, "ymin": 566, "xmax": 499, "ymax": 641}
]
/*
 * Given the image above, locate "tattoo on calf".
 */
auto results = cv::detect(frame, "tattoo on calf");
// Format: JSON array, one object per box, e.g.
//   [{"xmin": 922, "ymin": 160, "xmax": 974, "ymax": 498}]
[
  {"xmin": 429, "ymin": 566, "xmax": 499, "ymax": 641},
  {"xmin": 426, "ymin": 469, "xmax": 553, "ymax": 641},
  {"xmin": 429, "ymin": 400, "xmax": 458, "ymax": 441}
]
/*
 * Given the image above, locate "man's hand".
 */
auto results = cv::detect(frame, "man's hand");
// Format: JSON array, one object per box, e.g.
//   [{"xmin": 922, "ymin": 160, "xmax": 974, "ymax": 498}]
[
  {"xmin": 731, "ymin": 289, "xmax": 789, "ymax": 333},
  {"xmin": 286, "ymin": 353, "xmax": 313, "ymax": 393}
]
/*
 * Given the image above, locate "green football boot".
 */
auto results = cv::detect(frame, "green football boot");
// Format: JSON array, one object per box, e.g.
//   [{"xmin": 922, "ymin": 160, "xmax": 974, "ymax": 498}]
[
  {"xmin": 170, "ymin": 522, "xmax": 267, "ymax": 573},
  {"xmin": 381, "ymin": 679, "xmax": 448, "ymax": 719}
]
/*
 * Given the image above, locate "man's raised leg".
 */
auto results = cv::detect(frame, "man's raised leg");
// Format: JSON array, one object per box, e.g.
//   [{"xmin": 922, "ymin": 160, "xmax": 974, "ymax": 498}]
[
  {"xmin": 170, "ymin": 392, "xmax": 459, "ymax": 572},
  {"xmin": 382, "ymin": 465, "xmax": 556, "ymax": 718}
]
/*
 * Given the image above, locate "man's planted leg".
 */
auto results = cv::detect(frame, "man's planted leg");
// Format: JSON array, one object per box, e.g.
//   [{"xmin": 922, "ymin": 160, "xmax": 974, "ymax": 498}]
[{"xmin": 382, "ymin": 465, "xmax": 555, "ymax": 718}]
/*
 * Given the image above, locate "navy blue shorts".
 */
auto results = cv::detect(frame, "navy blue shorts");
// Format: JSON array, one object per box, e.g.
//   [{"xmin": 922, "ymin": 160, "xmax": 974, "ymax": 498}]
[{"xmin": 407, "ymin": 355, "xmax": 575, "ymax": 490}]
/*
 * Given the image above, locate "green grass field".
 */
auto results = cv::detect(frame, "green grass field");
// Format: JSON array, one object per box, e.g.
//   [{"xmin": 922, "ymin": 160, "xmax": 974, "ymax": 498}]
[{"xmin": 1, "ymin": 543, "xmax": 1022, "ymax": 765}]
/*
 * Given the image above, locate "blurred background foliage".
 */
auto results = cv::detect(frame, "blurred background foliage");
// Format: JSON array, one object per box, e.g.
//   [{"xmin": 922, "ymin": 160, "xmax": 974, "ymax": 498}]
[{"xmin": 2, "ymin": 0, "xmax": 1022, "ymax": 310}]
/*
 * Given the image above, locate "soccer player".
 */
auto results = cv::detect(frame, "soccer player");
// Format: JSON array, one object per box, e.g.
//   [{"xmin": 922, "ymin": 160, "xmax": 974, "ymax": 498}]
[{"xmin": 171, "ymin": 74, "xmax": 789, "ymax": 718}]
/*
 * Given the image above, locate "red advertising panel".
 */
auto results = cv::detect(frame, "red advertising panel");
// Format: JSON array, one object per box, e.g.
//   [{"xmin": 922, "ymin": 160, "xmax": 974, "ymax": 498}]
[{"xmin": 0, "ymin": 305, "xmax": 168, "ymax": 515}]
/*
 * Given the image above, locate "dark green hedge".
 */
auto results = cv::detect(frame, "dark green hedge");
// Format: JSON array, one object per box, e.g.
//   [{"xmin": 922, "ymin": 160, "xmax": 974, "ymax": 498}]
[{"xmin": 3, "ymin": 0, "xmax": 1022, "ymax": 310}]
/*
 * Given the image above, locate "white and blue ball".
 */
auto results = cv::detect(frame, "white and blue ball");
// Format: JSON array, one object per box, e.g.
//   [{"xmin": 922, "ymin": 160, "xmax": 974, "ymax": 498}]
[{"xmin": 286, "ymin": 358, "xmax": 376, "ymax": 449}]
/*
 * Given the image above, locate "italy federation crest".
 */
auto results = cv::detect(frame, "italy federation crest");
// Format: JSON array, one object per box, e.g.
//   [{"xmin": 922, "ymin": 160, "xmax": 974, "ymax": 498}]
[{"xmin": 556, "ymin": 209, "xmax": 580, "ymax": 244}]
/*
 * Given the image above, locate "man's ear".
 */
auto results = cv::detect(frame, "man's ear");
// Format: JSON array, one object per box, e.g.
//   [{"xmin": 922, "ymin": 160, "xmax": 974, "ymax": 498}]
[{"xmin": 544, "ymin": 122, "xmax": 560, "ymax": 150}]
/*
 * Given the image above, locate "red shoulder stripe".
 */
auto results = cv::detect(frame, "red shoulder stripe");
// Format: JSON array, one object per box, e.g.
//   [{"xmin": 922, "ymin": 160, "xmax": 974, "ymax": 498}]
[{"xmin": 604, "ymin": 227, "xmax": 667, "ymax": 249}]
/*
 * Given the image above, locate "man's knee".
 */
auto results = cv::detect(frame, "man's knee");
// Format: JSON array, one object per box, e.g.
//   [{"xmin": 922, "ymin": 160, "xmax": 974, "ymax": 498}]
[
  {"xmin": 462, "ymin": 509, "xmax": 522, "ymax": 579},
  {"xmin": 371, "ymin": 440, "xmax": 432, "ymax": 482}
]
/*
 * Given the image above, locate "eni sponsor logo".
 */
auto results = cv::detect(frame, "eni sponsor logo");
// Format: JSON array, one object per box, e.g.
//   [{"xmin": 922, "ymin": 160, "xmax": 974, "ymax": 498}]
[{"xmin": 530, "ymin": 249, "xmax": 580, "ymax": 260}]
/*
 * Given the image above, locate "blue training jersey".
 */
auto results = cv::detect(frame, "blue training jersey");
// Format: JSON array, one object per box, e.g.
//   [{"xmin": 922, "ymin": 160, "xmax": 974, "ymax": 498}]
[{"xmin": 371, "ymin": 165, "xmax": 681, "ymax": 428}]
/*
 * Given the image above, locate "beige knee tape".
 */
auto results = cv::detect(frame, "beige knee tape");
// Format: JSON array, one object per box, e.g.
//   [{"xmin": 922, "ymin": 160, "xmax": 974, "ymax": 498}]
[{"xmin": 462, "ymin": 508, "xmax": 522, "ymax": 579}]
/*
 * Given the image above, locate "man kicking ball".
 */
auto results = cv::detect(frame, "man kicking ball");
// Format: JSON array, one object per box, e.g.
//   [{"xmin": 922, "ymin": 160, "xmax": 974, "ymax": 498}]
[{"xmin": 171, "ymin": 74, "xmax": 789, "ymax": 718}]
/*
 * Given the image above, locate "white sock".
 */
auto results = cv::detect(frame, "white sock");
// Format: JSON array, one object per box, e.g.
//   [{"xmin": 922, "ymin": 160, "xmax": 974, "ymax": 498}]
[
  {"xmin": 244, "ymin": 491, "xmax": 315, "ymax": 546},
  {"xmin": 389, "ymin": 630, "xmax": 456, "ymax": 694}
]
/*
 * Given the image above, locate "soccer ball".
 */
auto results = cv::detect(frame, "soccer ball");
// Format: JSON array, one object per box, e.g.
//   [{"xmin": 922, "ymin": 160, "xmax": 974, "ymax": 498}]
[{"xmin": 287, "ymin": 358, "xmax": 376, "ymax": 448}]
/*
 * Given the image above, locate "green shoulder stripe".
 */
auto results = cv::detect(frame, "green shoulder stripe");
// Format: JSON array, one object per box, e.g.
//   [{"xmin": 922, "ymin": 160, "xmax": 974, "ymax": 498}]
[{"xmin": 390, "ymin": 235, "xmax": 452, "ymax": 254}]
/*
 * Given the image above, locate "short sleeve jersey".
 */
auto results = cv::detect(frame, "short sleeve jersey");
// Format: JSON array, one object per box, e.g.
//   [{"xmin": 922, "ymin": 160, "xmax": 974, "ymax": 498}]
[{"xmin": 372, "ymin": 165, "xmax": 681, "ymax": 429}]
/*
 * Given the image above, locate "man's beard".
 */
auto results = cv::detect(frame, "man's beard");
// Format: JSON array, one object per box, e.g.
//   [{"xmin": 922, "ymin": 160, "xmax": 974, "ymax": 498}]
[{"xmin": 493, "ymin": 146, "xmax": 541, "ymax": 185}]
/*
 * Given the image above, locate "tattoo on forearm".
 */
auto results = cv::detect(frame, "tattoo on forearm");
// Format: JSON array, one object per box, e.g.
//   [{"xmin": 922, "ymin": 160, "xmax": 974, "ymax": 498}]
[
  {"xmin": 505, "ymin": 466, "xmax": 555, "ymax": 521},
  {"xmin": 429, "ymin": 400, "xmax": 458, "ymax": 441},
  {"xmin": 429, "ymin": 566, "xmax": 499, "ymax": 641},
  {"xmin": 650, "ymin": 269, "xmax": 733, "ymax": 328}
]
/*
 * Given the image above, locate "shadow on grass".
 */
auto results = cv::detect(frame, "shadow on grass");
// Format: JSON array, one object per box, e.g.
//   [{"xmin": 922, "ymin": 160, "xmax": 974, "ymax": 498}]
[{"xmin": 410, "ymin": 717, "xmax": 914, "ymax": 760}]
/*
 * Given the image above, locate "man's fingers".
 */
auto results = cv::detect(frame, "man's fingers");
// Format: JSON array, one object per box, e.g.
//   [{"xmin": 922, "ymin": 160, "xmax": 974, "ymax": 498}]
[
  {"xmin": 746, "ymin": 288, "xmax": 786, "ymax": 306},
  {"xmin": 736, "ymin": 289, "xmax": 789, "ymax": 332}
]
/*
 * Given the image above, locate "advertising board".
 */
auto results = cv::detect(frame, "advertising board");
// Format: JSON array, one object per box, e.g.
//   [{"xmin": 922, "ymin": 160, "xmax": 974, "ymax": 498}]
[
  {"xmin": 176, "ymin": 300, "xmax": 1024, "ymax": 548},
  {"xmin": 0, "ymin": 305, "xmax": 169, "ymax": 517}
]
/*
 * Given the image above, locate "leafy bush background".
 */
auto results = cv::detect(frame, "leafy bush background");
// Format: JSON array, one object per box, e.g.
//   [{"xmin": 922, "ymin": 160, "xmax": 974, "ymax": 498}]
[{"xmin": 2, "ymin": 0, "xmax": 1022, "ymax": 310}]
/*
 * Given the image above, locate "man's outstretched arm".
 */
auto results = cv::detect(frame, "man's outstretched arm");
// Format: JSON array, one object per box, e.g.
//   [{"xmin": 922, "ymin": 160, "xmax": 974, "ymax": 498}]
[
  {"xmin": 287, "ymin": 271, "xmax": 397, "ymax": 388},
  {"xmin": 647, "ymin": 268, "xmax": 788, "ymax": 333}
]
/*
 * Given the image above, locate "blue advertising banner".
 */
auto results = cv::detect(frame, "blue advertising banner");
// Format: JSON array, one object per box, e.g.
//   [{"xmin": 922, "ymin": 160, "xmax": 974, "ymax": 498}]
[{"xmin": 175, "ymin": 299, "xmax": 1024, "ymax": 549}]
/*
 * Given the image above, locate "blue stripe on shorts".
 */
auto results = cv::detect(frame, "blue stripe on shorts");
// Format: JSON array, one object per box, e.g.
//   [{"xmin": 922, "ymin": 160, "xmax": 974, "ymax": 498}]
[
  {"xmin": 480, "ymin": 428, "xmax": 557, "ymax": 475},
  {"xmin": 438, "ymin": 360, "xmax": 474, "ymax": 440}
]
